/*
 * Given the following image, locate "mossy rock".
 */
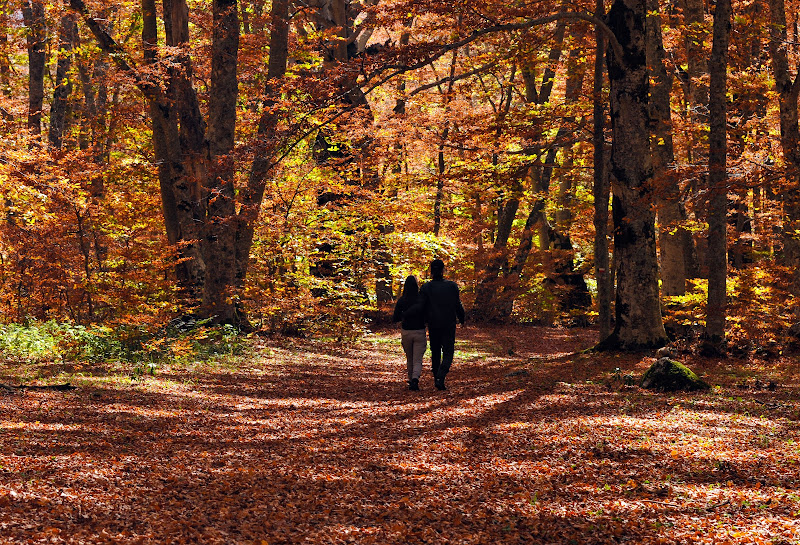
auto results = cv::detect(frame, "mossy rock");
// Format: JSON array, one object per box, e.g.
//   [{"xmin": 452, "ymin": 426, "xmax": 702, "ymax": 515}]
[{"xmin": 640, "ymin": 357, "xmax": 710, "ymax": 392}]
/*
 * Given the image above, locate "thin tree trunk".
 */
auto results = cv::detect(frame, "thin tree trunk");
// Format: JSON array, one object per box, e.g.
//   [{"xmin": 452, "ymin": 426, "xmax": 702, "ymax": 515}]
[
  {"xmin": 22, "ymin": 0, "xmax": 46, "ymax": 136},
  {"xmin": 598, "ymin": 0, "xmax": 667, "ymax": 350},
  {"xmin": 235, "ymin": 0, "xmax": 289, "ymax": 287},
  {"xmin": 50, "ymin": 12, "xmax": 78, "ymax": 149},
  {"xmin": 433, "ymin": 46, "xmax": 459, "ymax": 237},
  {"xmin": 472, "ymin": 76, "xmax": 519, "ymax": 320},
  {"xmin": 683, "ymin": 0, "xmax": 708, "ymax": 116},
  {"xmin": 647, "ymin": 0, "xmax": 687, "ymax": 296},
  {"xmin": 769, "ymin": 0, "xmax": 800, "ymax": 302},
  {"xmin": 433, "ymin": 126, "xmax": 447, "ymax": 237},
  {"xmin": 0, "ymin": 0, "xmax": 11, "ymax": 97},
  {"xmin": 499, "ymin": 20, "xmax": 569, "ymax": 305},
  {"xmin": 593, "ymin": 0, "xmax": 611, "ymax": 340},
  {"xmin": 705, "ymin": 0, "xmax": 731, "ymax": 341},
  {"xmin": 681, "ymin": 0, "xmax": 707, "ymax": 278}
]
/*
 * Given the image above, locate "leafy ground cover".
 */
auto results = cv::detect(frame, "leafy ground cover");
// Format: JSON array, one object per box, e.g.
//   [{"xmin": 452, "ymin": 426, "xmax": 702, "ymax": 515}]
[{"xmin": 1, "ymin": 325, "xmax": 799, "ymax": 544}]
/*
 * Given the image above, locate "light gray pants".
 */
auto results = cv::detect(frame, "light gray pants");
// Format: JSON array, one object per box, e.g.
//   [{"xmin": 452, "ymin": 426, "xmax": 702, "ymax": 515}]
[{"xmin": 401, "ymin": 328, "xmax": 427, "ymax": 381}]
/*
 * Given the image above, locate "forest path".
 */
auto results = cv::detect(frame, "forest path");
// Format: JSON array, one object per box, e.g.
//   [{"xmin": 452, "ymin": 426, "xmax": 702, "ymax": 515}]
[{"xmin": 1, "ymin": 326, "xmax": 799, "ymax": 544}]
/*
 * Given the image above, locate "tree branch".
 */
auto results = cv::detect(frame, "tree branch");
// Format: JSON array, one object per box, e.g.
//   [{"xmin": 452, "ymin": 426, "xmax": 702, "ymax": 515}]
[{"xmin": 68, "ymin": 0, "xmax": 162, "ymax": 102}]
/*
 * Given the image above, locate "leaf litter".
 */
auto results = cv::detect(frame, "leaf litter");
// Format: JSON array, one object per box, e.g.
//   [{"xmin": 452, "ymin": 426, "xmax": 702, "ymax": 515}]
[{"xmin": 1, "ymin": 325, "xmax": 799, "ymax": 544}]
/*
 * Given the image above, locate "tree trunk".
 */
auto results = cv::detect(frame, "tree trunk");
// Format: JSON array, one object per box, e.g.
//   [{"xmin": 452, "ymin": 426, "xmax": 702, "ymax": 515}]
[
  {"xmin": 74, "ymin": 0, "xmax": 249, "ymax": 323},
  {"xmin": 593, "ymin": 0, "xmax": 612, "ymax": 340},
  {"xmin": 202, "ymin": 0, "xmax": 240, "ymax": 323},
  {"xmin": 769, "ymin": 0, "xmax": 800, "ymax": 300},
  {"xmin": 472, "ymin": 78, "xmax": 517, "ymax": 319},
  {"xmin": 598, "ymin": 0, "xmax": 667, "ymax": 350},
  {"xmin": 235, "ymin": 0, "xmax": 289, "ymax": 289},
  {"xmin": 683, "ymin": 0, "xmax": 708, "ymax": 115},
  {"xmin": 680, "ymin": 0, "xmax": 707, "ymax": 279},
  {"xmin": 141, "ymin": 0, "xmax": 207, "ymax": 300},
  {"xmin": 705, "ymin": 0, "xmax": 731, "ymax": 341},
  {"xmin": 489, "ymin": 19, "xmax": 570, "ymax": 318},
  {"xmin": 433, "ymin": 125, "xmax": 447, "ymax": 237},
  {"xmin": 646, "ymin": 0, "xmax": 687, "ymax": 297},
  {"xmin": 0, "ymin": 0, "xmax": 11, "ymax": 97},
  {"xmin": 49, "ymin": 12, "xmax": 78, "ymax": 149},
  {"xmin": 22, "ymin": 0, "xmax": 46, "ymax": 136}
]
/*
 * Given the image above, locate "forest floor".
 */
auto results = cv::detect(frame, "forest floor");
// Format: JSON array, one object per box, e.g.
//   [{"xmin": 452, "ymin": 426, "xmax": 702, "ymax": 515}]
[{"xmin": 1, "ymin": 325, "xmax": 800, "ymax": 544}]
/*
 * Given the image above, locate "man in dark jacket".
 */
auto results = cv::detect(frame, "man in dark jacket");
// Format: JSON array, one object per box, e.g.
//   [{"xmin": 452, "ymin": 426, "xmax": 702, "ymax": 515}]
[{"xmin": 419, "ymin": 258, "xmax": 465, "ymax": 390}]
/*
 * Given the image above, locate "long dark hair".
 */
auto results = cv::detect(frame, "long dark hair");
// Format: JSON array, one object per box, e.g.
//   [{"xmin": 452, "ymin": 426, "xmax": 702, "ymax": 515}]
[{"xmin": 401, "ymin": 275, "xmax": 419, "ymax": 299}]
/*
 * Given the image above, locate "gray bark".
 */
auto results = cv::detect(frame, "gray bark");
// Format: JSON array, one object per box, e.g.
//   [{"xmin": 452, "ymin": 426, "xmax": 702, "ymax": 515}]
[{"xmin": 202, "ymin": 0, "xmax": 240, "ymax": 322}]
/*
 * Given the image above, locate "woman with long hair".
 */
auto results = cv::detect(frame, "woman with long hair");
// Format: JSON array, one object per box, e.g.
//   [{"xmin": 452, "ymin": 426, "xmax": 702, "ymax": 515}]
[{"xmin": 392, "ymin": 275, "xmax": 426, "ymax": 390}]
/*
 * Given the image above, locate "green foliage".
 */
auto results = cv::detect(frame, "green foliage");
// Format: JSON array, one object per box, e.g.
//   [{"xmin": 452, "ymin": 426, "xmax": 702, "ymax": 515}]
[
  {"xmin": 0, "ymin": 320, "xmax": 250, "ymax": 373},
  {"xmin": 0, "ymin": 321, "xmax": 125, "ymax": 363}
]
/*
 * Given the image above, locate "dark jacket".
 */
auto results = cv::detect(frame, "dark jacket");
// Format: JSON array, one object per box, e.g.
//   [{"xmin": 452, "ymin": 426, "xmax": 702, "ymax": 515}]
[
  {"xmin": 392, "ymin": 294, "xmax": 426, "ymax": 330},
  {"xmin": 419, "ymin": 278, "xmax": 465, "ymax": 329}
]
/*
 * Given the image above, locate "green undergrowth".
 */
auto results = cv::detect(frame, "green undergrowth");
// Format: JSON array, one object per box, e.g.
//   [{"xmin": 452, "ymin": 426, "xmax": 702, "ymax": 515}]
[{"xmin": 0, "ymin": 320, "xmax": 249, "ymax": 379}]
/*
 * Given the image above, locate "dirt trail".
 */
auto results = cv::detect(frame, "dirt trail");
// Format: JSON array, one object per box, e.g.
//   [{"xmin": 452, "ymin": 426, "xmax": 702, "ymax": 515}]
[{"xmin": 1, "ymin": 326, "xmax": 799, "ymax": 544}]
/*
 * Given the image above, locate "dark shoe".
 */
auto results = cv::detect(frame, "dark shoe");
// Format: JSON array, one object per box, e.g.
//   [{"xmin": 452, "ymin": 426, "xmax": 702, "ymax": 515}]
[
  {"xmin": 435, "ymin": 378, "xmax": 447, "ymax": 391},
  {"xmin": 409, "ymin": 378, "xmax": 420, "ymax": 391}
]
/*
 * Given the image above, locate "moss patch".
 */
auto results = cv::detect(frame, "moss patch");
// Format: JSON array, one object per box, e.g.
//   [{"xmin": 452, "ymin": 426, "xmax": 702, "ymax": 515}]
[{"xmin": 640, "ymin": 357, "xmax": 710, "ymax": 392}]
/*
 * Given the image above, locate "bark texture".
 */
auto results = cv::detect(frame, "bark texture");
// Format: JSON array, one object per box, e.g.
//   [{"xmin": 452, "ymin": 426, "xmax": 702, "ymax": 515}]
[
  {"xmin": 769, "ymin": 0, "xmax": 800, "ymax": 299},
  {"xmin": 646, "ymin": 0, "xmax": 686, "ymax": 297},
  {"xmin": 599, "ymin": 0, "xmax": 667, "ymax": 350},
  {"xmin": 202, "ymin": 0, "xmax": 240, "ymax": 321},
  {"xmin": 593, "ymin": 0, "xmax": 611, "ymax": 340},
  {"xmin": 22, "ymin": 0, "xmax": 46, "ymax": 136},
  {"xmin": 705, "ymin": 0, "xmax": 731, "ymax": 340},
  {"xmin": 49, "ymin": 13, "xmax": 78, "ymax": 149}
]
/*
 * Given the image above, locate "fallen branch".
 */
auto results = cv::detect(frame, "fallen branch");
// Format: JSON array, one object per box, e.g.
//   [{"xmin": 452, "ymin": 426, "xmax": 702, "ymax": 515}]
[
  {"xmin": 640, "ymin": 499, "xmax": 682, "ymax": 508},
  {"xmin": 753, "ymin": 399, "xmax": 781, "ymax": 409},
  {"xmin": 705, "ymin": 499, "xmax": 731, "ymax": 510}
]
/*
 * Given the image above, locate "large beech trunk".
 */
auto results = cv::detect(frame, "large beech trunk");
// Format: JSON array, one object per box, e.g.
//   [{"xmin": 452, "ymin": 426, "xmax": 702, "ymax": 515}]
[
  {"xmin": 141, "ymin": 0, "xmax": 206, "ymax": 300},
  {"xmin": 705, "ymin": 0, "xmax": 731, "ymax": 341},
  {"xmin": 598, "ymin": 0, "xmax": 666, "ymax": 350},
  {"xmin": 769, "ymin": 0, "xmax": 800, "ymax": 300}
]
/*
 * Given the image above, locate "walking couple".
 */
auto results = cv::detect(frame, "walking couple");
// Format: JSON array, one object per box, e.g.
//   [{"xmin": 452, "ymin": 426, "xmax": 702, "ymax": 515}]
[{"xmin": 392, "ymin": 259, "xmax": 466, "ymax": 391}]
